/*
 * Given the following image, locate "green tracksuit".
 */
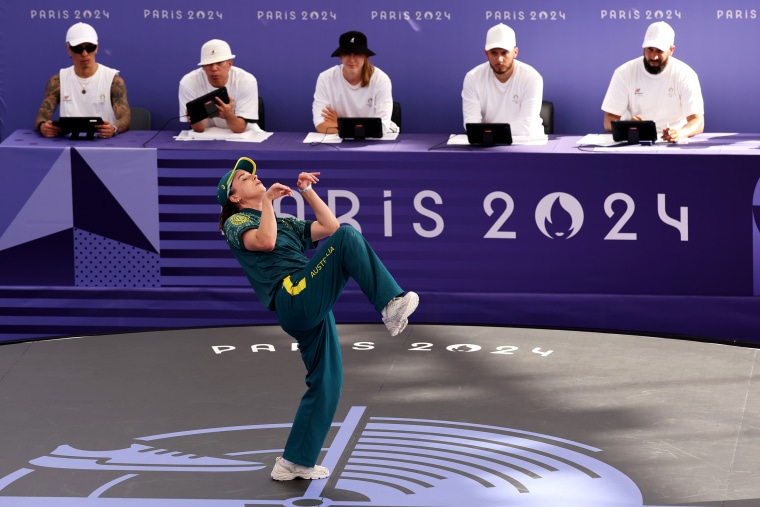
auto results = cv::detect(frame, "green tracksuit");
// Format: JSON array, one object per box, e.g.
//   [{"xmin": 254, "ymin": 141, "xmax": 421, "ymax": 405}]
[{"xmin": 224, "ymin": 209, "xmax": 402, "ymax": 466}]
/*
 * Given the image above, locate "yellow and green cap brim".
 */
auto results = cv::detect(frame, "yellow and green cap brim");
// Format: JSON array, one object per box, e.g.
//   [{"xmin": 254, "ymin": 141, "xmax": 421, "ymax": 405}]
[{"xmin": 217, "ymin": 157, "xmax": 257, "ymax": 205}]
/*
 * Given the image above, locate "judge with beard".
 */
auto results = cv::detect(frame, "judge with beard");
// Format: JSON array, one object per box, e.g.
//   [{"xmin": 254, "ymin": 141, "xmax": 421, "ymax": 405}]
[
  {"xmin": 461, "ymin": 23, "xmax": 545, "ymax": 138},
  {"xmin": 601, "ymin": 21, "xmax": 704, "ymax": 143}
]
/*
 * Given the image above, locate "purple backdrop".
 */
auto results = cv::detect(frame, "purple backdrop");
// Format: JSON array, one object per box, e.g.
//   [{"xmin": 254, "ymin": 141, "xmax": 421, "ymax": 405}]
[
  {"xmin": 1, "ymin": 1, "xmax": 759, "ymax": 139},
  {"xmin": 2, "ymin": 131, "xmax": 760, "ymax": 344}
]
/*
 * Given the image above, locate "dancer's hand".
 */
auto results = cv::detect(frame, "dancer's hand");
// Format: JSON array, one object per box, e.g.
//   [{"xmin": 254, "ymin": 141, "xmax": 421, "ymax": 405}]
[
  {"xmin": 297, "ymin": 172, "xmax": 320, "ymax": 192},
  {"xmin": 266, "ymin": 183, "xmax": 293, "ymax": 200}
]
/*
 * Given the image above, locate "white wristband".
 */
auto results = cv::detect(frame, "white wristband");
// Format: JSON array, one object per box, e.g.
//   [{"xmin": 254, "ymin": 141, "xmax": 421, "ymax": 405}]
[{"xmin": 298, "ymin": 185, "xmax": 312, "ymax": 193}]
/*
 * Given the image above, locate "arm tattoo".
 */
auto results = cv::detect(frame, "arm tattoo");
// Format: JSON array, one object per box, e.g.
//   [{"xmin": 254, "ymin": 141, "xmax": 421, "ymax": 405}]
[
  {"xmin": 111, "ymin": 75, "xmax": 131, "ymax": 132},
  {"xmin": 34, "ymin": 75, "xmax": 61, "ymax": 128}
]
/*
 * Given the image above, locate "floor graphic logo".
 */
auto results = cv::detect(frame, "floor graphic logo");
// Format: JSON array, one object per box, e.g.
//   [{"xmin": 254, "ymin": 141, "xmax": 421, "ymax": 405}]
[
  {"xmin": 0, "ymin": 406, "xmax": 698, "ymax": 506},
  {"xmin": 29, "ymin": 443, "xmax": 265, "ymax": 473}
]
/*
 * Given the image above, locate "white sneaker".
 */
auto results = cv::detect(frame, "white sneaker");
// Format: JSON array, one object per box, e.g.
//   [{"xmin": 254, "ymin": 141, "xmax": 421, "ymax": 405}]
[
  {"xmin": 271, "ymin": 456, "xmax": 329, "ymax": 481},
  {"xmin": 382, "ymin": 292, "xmax": 419, "ymax": 336}
]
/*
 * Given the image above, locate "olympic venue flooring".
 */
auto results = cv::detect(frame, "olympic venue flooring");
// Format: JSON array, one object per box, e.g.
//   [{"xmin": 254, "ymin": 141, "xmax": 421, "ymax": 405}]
[{"xmin": 0, "ymin": 323, "xmax": 758, "ymax": 507}]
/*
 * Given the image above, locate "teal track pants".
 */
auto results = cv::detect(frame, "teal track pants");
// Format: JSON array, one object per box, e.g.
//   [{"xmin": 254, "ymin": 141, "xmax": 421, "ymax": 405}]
[{"xmin": 274, "ymin": 225, "xmax": 403, "ymax": 467}]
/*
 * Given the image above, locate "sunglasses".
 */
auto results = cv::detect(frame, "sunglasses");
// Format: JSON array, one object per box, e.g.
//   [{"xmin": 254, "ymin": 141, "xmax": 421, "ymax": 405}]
[{"xmin": 70, "ymin": 43, "xmax": 97, "ymax": 54}]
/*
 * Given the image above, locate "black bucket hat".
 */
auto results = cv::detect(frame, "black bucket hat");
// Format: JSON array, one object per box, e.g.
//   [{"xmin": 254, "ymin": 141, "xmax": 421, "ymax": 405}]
[{"xmin": 331, "ymin": 31, "xmax": 376, "ymax": 57}]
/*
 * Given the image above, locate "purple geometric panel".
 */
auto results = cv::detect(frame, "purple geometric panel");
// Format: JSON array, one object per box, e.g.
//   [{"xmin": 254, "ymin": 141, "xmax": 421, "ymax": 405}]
[
  {"xmin": 754, "ymin": 204, "xmax": 760, "ymax": 296},
  {"xmin": 77, "ymin": 147, "xmax": 159, "ymax": 252},
  {"xmin": 70, "ymin": 150, "xmax": 157, "ymax": 253},
  {"xmin": 0, "ymin": 148, "xmax": 72, "ymax": 252},
  {"xmin": 74, "ymin": 229, "xmax": 160, "ymax": 287},
  {"xmin": 0, "ymin": 229, "xmax": 74, "ymax": 286}
]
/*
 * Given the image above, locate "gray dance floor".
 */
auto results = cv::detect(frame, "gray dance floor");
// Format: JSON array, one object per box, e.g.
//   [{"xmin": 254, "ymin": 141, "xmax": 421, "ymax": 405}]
[{"xmin": 0, "ymin": 324, "xmax": 758, "ymax": 506}]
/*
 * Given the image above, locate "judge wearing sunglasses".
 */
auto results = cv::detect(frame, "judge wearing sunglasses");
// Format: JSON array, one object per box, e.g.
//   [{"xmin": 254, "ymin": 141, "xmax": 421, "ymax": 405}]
[{"xmin": 34, "ymin": 22, "xmax": 131, "ymax": 138}]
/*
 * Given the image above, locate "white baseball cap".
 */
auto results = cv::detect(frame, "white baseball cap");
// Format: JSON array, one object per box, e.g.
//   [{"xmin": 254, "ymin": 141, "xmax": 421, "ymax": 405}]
[
  {"xmin": 642, "ymin": 21, "xmax": 675, "ymax": 51},
  {"xmin": 66, "ymin": 22, "xmax": 98, "ymax": 47},
  {"xmin": 485, "ymin": 23, "xmax": 516, "ymax": 51},
  {"xmin": 198, "ymin": 39, "xmax": 235, "ymax": 66}
]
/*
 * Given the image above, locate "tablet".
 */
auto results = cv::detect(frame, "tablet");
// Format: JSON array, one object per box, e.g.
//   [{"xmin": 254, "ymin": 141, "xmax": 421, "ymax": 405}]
[
  {"xmin": 53, "ymin": 116, "xmax": 104, "ymax": 140},
  {"xmin": 337, "ymin": 117, "xmax": 383, "ymax": 140},
  {"xmin": 186, "ymin": 87, "xmax": 230, "ymax": 124},
  {"xmin": 611, "ymin": 120, "xmax": 658, "ymax": 144},
  {"xmin": 466, "ymin": 123, "xmax": 512, "ymax": 146}
]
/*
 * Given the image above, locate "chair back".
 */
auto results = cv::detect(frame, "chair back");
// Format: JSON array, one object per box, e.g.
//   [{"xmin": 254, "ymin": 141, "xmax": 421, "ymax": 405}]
[
  {"xmin": 257, "ymin": 97, "xmax": 266, "ymax": 131},
  {"xmin": 391, "ymin": 101, "xmax": 401, "ymax": 130},
  {"xmin": 540, "ymin": 100, "xmax": 554, "ymax": 135},
  {"xmin": 130, "ymin": 107, "xmax": 151, "ymax": 130}
]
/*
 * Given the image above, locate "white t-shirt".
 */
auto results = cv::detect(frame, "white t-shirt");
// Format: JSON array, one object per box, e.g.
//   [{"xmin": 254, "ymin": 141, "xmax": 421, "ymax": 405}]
[
  {"xmin": 601, "ymin": 56, "xmax": 704, "ymax": 132},
  {"xmin": 461, "ymin": 60, "xmax": 545, "ymax": 138},
  {"xmin": 59, "ymin": 64, "xmax": 119, "ymax": 125},
  {"xmin": 312, "ymin": 64, "xmax": 398, "ymax": 133},
  {"xmin": 178, "ymin": 66, "xmax": 259, "ymax": 127}
]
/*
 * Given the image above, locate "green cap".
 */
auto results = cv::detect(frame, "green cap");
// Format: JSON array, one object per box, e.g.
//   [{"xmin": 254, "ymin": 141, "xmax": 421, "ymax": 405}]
[{"xmin": 217, "ymin": 157, "xmax": 256, "ymax": 205}]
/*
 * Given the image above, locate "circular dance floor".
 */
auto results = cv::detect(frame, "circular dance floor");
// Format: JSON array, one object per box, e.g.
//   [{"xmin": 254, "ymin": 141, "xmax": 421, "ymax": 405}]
[{"xmin": 0, "ymin": 324, "xmax": 758, "ymax": 506}]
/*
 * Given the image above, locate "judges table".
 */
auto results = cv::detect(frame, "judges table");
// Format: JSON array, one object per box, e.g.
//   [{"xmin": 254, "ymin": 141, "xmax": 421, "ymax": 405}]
[{"xmin": 2, "ymin": 129, "xmax": 760, "ymax": 344}]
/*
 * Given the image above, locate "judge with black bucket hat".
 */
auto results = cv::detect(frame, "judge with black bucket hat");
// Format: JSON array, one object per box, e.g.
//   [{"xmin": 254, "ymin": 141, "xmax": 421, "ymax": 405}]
[{"xmin": 312, "ymin": 31, "xmax": 398, "ymax": 134}]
